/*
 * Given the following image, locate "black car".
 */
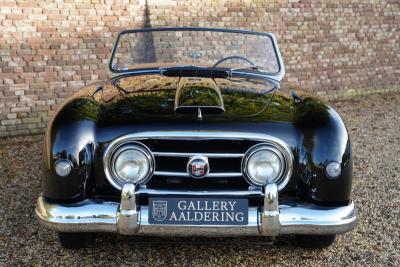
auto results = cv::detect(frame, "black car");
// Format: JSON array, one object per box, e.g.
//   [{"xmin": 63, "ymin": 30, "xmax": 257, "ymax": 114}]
[{"xmin": 35, "ymin": 27, "xmax": 356, "ymax": 249}]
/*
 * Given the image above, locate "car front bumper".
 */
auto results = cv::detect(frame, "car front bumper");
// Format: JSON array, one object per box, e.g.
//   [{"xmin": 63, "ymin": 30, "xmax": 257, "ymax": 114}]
[{"xmin": 35, "ymin": 183, "xmax": 356, "ymax": 236}]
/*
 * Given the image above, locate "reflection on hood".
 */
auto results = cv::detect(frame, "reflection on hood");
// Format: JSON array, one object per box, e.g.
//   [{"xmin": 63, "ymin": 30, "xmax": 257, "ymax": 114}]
[{"xmin": 102, "ymin": 75, "xmax": 280, "ymax": 118}]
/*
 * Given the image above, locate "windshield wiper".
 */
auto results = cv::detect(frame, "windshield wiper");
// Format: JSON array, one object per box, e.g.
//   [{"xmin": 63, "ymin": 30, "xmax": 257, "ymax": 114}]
[{"xmin": 160, "ymin": 66, "xmax": 229, "ymax": 78}]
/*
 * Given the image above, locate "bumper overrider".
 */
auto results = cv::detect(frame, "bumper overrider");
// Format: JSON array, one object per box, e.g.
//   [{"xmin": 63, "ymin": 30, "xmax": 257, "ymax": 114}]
[{"xmin": 35, "ymin": 183, "xmax": 356, "ymax": 236}]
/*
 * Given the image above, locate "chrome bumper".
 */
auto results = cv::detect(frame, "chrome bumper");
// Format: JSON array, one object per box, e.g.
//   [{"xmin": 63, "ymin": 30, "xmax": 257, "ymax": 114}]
[{"xmin": 35, "ymin": 183, "xmax": 356, "ymax": 236}]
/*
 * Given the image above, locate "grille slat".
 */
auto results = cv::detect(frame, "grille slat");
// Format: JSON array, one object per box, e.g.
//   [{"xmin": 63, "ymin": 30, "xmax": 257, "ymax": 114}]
[
  {"xmin": 153, "ymin": 152, "xmax": 244, "ymax": 158},
  {"xmin": 154, "ymin": 171, "xmax": 242, "ymax": 178}
]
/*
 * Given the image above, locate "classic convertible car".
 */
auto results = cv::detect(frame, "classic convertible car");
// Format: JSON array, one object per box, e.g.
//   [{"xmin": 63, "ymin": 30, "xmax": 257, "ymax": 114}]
[{"xmin": 35, "ymin": 28, "xmax": 356, "ymax": 248}]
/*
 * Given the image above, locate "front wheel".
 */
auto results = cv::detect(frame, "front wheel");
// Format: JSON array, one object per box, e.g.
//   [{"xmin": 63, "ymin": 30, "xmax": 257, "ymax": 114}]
[
  {"xmin": 296, "ymin": 234, "xmax": 336, "ymax": 248},
  {"xmin": 58, "ymin": 232, "xmax": 95, "ymax": 249}
]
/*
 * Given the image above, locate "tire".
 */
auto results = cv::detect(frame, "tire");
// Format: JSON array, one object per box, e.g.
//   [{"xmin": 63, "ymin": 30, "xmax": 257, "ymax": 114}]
[
  {"xmin": 58, "ymin": 232, "xmax": 95, "ymax": 249},
  {"xmin": 296, "ymin": 234, "xmax": 336, "ymax": 248}
]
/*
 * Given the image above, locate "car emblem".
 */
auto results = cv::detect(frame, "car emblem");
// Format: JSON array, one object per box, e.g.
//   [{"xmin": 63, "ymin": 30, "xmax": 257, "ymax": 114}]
[
  {"xmin": 152, "ymin": 200, "xmax": 168, "ymax": 221},
  {"xmin": 187, "ymin": 156, "xmax": 209, "ymax": 178}
]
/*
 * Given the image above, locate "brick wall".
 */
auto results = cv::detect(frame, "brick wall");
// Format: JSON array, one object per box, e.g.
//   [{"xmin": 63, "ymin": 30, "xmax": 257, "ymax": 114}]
[{"xmin": 0, "ymin": 0, "xmax": 399, "ymax": 137}]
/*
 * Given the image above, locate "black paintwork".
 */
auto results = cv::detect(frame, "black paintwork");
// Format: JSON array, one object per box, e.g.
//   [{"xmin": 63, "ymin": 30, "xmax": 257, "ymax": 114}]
[{"xmin": 43, "ymin": 74, "xmax": 352, "ymax": 206}]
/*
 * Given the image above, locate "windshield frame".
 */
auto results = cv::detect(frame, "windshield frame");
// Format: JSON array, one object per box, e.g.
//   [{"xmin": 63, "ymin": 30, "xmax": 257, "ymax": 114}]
[{"xmin": 108, "ymin": 27, "xmax": 285, "ymax": 82}]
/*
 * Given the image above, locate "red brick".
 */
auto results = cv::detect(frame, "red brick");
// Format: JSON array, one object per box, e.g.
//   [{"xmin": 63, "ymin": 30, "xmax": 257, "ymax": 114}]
[
  {"xmin": 17, "ymin": 1, "xmax": 37, "ymax": 7},
  {"xmin": 37, "ymin": 26, "xmax": 57, "ymax": 32},
  {"xmin": 6, "ymin": 14, "xmax": 27, "ymax": 20},
  {"xmin": 27, "ymin": 38, "xmax": 46, "ymax": 44}
]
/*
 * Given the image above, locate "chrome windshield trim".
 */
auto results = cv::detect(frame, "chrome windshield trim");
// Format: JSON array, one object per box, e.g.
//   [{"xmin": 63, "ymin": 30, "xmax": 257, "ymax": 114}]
[
  {"xmin": 153, "ymin": 152, "xmax": 244, "ymax": 158},
  {"xmin": 153, "ymin": 171, "xmax": 242, "ymax": 178}
]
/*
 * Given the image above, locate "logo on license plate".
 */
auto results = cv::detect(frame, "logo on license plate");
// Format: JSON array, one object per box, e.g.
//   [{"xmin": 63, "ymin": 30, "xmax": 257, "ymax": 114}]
[{"xmin": 152, "ymin": 200, "xmax": 168, "ymax": 221}]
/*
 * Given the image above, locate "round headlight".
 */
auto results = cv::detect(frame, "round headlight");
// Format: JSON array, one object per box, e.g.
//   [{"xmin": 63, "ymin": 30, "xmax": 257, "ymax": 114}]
[
  {"xmin": 246, "ymin": 149, "xmax": 282, "ymax": 185},
  {"xmin": 242, "ymin": 143, "xmax": 292, "ymax": 190},
  {"xmin": 109, "ymin": 144, "xmax": 154, "ymax": 188}
]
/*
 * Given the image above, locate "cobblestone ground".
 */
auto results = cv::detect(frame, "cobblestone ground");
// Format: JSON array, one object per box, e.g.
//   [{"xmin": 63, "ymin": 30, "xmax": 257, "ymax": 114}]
[{"xmin": 0, "ymin": 93, "xmax": 399, "ymax": 266}]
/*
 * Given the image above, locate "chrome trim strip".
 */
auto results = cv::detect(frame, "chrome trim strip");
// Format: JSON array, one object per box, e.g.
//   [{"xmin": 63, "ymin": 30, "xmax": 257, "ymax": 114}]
[
  {"xmin": 135, "ymin": 188, "xmax": 262, "ymax": 197},
  {"xmin": 154, "ymin": 171, "xmax": 242, "ymax": 178},
  {"xmin": 153, "ymin": 152, "xmax": 244, "ymax": 158},
  {"xmin": 207, "ymin": 172, "xmax": 243, "ymax": 178},
  {"xmin": 107, "ymin": 131, "xmax": 290, "ymax": 143},
  {"xmin": 36, "ymin": 196, "xmax": 356, "ymax": 236}
]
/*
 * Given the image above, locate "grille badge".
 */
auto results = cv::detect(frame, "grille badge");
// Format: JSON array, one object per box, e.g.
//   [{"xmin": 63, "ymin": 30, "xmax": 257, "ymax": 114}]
[{"xmin": 187, "ymin": 156, "xmax": 209, "ymax": 179}]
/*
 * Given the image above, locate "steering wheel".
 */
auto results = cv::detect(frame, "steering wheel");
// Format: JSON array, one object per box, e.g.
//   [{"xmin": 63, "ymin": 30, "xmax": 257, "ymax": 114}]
[{"xmin": 212, "ymin": 55, "xmax": 256, "ymax": 68}]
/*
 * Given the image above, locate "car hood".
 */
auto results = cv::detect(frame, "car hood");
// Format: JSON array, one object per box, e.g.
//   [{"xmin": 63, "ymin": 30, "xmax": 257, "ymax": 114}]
[{"xmin": 96, "ymin": 74, "xmax": 284, "ymax": 121}]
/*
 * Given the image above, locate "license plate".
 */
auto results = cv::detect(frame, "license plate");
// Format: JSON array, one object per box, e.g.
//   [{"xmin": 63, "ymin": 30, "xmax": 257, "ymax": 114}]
[{"xmin": 149, "ymin": 198, "xmax": 248, "ymax": 225}]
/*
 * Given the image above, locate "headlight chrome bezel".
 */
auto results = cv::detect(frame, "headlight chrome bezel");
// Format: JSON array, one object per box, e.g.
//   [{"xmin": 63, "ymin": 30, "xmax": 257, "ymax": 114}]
[
  {"xmin": 104, "ymin": 141, "xmax": 155, "ymax": 190},
  {"xmin": 242, "ymin": 142, "xmax": 293, "ymax": 190}
]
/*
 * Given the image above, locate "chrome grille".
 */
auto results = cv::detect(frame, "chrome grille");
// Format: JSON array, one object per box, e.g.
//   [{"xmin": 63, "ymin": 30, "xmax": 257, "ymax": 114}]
[
  {"xmin": 103, "ymin": 131, "xmax": 293, "ymax": 191},
  {"xmin": 153, "ymin": 151, "xmax": 243, "ymax": 178}
]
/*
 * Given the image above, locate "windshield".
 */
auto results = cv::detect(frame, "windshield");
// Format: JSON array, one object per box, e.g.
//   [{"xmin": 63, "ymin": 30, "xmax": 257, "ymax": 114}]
[{"xmin": 109, "ymin": 28, "xmax": 284, "ymax": 79}]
